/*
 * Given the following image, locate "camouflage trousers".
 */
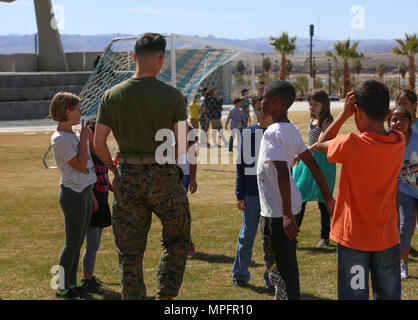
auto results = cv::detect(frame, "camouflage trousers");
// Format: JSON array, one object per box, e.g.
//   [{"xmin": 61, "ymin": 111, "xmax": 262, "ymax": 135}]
[{"xmin": 112, "ymin": 163, "xmax": 191, "ymax": 300}]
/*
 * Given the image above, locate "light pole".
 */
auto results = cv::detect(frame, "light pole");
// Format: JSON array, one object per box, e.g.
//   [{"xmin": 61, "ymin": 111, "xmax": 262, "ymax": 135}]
[
  {"xmin": 328, "ymin": 58, "xmax": 332, "ymax": 95},
  {"xmin": 309, "ymin": 24, "xmax": 314, "ymax": 90}
]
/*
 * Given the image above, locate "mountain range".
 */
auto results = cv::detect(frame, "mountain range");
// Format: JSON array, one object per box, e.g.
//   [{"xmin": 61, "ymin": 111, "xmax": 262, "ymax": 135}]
[{"xmin": 0, "ymin": 33, "xmax": 400, "ymax": 54}]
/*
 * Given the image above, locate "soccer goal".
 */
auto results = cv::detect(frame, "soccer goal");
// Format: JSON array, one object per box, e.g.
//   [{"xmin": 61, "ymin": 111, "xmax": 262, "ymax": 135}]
[{"xmin": 43, "ymin": 33, "xmax": 255, "ymax": 169}]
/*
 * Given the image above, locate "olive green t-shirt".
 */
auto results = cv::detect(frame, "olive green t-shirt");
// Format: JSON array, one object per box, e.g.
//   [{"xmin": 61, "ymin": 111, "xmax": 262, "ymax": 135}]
[{"xmin": 97, "ymin": 77, "xmax": 187, "ymax": 157}]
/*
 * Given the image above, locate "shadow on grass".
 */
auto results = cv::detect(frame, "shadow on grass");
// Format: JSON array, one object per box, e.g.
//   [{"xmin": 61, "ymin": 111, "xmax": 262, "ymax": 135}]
[
  {"xmin": 240, "ymin": 284, "xmax": 329, "ymax": 300},
  {"xmin": 191, "ymin": 252, "xmax": 263, "ymax": 267},
  {"xmin": 409, "ymin": 247, "xmax": 417, "ymax": 258},
  {"xmin": 300, "ymin": 293, "xmax": 330, "ymax": 300},
  {"xmin": 102, "ymin": 289, "xmax": 155, "ymax": 300},
  {"xmin": 245, "ymin": 283, "xmax": 275, "ymax": 297}
]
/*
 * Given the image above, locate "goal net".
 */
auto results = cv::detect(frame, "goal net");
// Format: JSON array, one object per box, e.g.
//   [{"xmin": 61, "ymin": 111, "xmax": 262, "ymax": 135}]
[
  {"xmin": 43, "ymin": 34, "xmax": 254, "ymax": 169},
  {"xmin": 80, "ymin": 34, "xmax": 253, "ymax": 119}
]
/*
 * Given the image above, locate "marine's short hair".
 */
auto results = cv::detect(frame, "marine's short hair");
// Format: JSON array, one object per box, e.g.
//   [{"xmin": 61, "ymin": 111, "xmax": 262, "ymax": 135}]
[
  {"xmin": 355, "ymin": 80, "xmax": 390, "ymax": 121},
  {"xmin": 135, "ymin": 33, "xmax": 166, "ymax": 56},
  {"xmin": 265, "ymin": 80, "xmax": 296, "ymax": 109},
  {"xmin": 49, "ymin": 92, "xmax": 80, "ymax": 122}
]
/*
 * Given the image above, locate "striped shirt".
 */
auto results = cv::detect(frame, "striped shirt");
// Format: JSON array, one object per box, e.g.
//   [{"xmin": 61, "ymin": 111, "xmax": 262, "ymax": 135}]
[{"xmin": 308, "ymin": 120, "xmax": 322, "ymax": 146}]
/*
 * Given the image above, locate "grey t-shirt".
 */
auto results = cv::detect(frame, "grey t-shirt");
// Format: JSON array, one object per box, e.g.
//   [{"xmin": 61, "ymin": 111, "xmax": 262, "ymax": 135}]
[{"xmin": 51, "ymin": 131, "xmax": 97, "ymax": 193}]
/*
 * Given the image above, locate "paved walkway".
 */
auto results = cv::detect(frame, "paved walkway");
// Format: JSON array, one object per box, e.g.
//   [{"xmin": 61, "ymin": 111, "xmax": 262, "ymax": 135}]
[{"xmin": 0, "ymin": 101, "xmax": 344, "ymax": 133}]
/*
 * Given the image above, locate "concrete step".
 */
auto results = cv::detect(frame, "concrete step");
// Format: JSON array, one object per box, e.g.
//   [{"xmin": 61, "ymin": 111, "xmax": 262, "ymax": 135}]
[
  {"xmin": 0, "ymin": 100, "xmax": 50, "ymax": 121},
  {"xmin": 0, "ymin": 85, "xmax": 84, "ymax": 102},
  {"xmin": 0, "ymin": 72, "xmax": 91, "ymax": 88}
]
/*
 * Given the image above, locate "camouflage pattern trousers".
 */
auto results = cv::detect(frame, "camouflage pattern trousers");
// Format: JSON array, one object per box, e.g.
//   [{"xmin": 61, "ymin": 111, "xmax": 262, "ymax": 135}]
[{"xmin": 112, "ymin": 163, "xmax": 191, "ymax": 300}]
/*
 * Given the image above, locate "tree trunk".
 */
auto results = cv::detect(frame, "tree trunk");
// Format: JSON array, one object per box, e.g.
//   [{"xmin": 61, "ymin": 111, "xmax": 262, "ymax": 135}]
[
  {"xmin": 343, "ymin": 61, "xmax": 351, "ymax": 97},
  {"xmin": 280, "ymin": 55, "xmax": 287, "ymax": 80},
  {"xmin": 409, "ymin": 55, "xmax": 416, "ymax": 91}
]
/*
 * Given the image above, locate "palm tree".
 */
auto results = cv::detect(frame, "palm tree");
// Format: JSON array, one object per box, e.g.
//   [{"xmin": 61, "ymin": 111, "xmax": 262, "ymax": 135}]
[
  {"xmin": 392, "ymin": 33, "xmax": 418, "ymax": 90},
  {"xmin": 325, "ymin": 51, "xmax": 342, "ymax": 96},
  {"xmin": 353, "ymin": 57, "xmax": 363, "ymax": 86},
  {"xmin": 262, "ymin": 57, "xmax": 272, "ymax": 76},
  {"xmin": 376, "ymin": 63, "xmax": 386, "ymax": 80},
  {"xmin": 270, "ymin": 32, "xmax": 297, "ymax": 80},
  {"xmin": 326, "ymin": 39, "xmax": 363, "ymax": 96},
  {"xmin": 235, "ymin": 60, "xmax": 246, "ymax": 84},
  {"xmin": 286, "ymin": 59, "xmax": 293, "ymax": 79},
  {"xmin": 398, "ymin": 62, "xmax": 408, "ymax": 80}
]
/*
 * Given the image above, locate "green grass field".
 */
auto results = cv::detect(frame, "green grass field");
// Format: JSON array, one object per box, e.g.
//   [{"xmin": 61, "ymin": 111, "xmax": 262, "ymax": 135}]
[{"xmin": 0, "ymin": 110, "xmax": 416, "ymax": 300}]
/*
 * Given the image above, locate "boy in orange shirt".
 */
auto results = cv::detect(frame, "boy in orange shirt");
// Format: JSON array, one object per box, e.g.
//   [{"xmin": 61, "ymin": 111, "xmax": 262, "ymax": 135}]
[{"xmin": 315, "ymin": 80, "xmax": 405, "ymax": 300}]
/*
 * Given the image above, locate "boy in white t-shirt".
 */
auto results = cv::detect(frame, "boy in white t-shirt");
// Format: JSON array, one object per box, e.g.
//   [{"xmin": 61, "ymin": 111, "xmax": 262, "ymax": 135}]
[{"xmin": 257, "ymin": 80, "xmax": 335, "ymax": 300}]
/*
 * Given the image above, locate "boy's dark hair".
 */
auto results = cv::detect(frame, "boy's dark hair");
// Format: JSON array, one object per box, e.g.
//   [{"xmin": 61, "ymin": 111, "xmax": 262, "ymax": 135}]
[
  {"xmin": 234, "ymin": 98, "xmax": 242, "ymax": 105},
  {"xmin": 355, "ymin": 80, "xmax": 390, "ymax": 121},
  {"xmin": 265, "ymin": 80, "xmax": 296, "ymax": 109},
  {"xmin": 397, "ymin": 89, "xmax": 417, "ymax": 104},
  {"xmin": 135, "ymin": 33, "xmax": 166, "ymax": 56},
  {"xmin": 86, "ymin": 116, "xmax": 97, "ymax": 131}
]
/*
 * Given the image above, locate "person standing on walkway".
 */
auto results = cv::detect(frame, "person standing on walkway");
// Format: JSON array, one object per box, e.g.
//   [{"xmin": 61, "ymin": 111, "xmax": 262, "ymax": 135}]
[{"xmin": 94, "ymin": 33, "xmax": 191, "ymax": 300}]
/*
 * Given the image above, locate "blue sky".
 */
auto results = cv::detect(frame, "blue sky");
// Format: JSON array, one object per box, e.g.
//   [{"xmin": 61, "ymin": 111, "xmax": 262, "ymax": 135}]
[{"xmin": 0, "ymin": 0, "xmax": 416, "ymax": 40}]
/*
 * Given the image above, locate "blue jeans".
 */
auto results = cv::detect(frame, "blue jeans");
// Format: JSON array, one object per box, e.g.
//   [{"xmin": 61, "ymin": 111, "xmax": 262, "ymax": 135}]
[
  {"xmin": 232, "ymin": 195, "xmax": 270, "ymax": 286},
  {"xmin": 181, "ymin": 175, "xmax": 190, "ymax": 192},
  {"xmin": 398, "ymin": 190, "xmax": 418, "ymax": 252},
  {"xmin": 337, "ymin": 243, "xmax": 401, "ymax": 300}
]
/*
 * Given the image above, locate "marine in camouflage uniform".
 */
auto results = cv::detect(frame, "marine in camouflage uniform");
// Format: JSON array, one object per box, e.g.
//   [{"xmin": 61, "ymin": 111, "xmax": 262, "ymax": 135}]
[
  {"xmin": 112, "ymin": 163, "xmax": 190, "ymax": 299},
  {"xmin": 94, "ymin": 33, "xmax": 191, "ymax": 300}
]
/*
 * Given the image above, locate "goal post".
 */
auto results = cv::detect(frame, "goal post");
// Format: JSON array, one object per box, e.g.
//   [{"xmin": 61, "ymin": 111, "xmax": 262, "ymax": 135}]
[{"xmin": 79, "ymin": 33, "xmax": 255, "ymax": 119}]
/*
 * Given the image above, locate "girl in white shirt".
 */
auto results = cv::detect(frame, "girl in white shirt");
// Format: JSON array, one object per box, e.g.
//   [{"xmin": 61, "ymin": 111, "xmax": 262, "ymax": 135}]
[{"xmin": 50, "ymin": 92, "xmax": 98, "ymax": 299}]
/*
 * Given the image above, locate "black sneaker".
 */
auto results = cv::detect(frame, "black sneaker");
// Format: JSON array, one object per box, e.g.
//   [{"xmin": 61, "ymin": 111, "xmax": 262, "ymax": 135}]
[
  {"xmin": 71, "ymin": 286, "xmax": 94, "ymax": 299},
  {"xmin": 55, "ymin": 288, "xmax": 80, "ymax": 300},
  {"xmin": 92, "ymin": 276, "xmax": 105, "ymax": 287},
  {"xmin": 81, "ymin": 278, "xmax": 104, "ymax": 295},
  {"xmin": 232, "ymin": 280, "xmax": 247, "ymax": 288}
]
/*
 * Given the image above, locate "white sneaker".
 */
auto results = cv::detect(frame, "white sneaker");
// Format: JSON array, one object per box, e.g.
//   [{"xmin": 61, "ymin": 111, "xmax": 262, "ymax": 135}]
[
  {"xmin": 316, "ymin": 239, "xmax": 330, "ymax": 248},
  {"xmin": 400, "ymin": 261, "xmax": 408, "ymax": 280}
]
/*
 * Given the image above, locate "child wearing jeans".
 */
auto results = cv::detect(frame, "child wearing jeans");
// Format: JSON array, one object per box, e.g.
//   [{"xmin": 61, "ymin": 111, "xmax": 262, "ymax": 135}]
[
  {"xmin": 50, "ymin": 92, "xmax": 98, "ymax": 299},
  {"xmin": 388, "ymin": 107, "xmax": 418, "ymax": 280},
  {"xmin": 257, "ymin": 81, "xmax": 335, "ymax": 300},
  {"xmin": 316, "ymin": 80, "xmax": 405, "ymax": 300}
]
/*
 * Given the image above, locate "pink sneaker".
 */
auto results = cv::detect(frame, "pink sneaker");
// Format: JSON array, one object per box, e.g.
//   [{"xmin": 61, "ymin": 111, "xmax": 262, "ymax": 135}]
[{"xmin": 188, "ymin": 242, "xmax": 195, "ymax": 256}]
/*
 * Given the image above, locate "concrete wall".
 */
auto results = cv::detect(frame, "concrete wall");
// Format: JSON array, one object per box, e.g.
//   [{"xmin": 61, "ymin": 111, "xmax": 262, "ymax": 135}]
[
  {"xmin": 0, "ymin": 54, "xmax": 38, "ymax": 72},
  {"xmin": 65, "ymin": 52, "xmax": 103, "ymax": 71},
  {"xmin": 0, "ymin": 52, "xmax": 103, "ymax": 72}
]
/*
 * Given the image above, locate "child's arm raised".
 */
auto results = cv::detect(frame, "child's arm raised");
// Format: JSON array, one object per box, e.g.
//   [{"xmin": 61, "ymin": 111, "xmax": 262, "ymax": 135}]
[
  {"xmin": 67, "ymin": 119, "xmax": 91, "ymax": 173},
  {"xmin": 317, "ymin": 91, "xmax": 356, "ymax": 149},
  {"xmin": 298, "ymin": 149, "xmax": 335, "ymax": 216},
  {"xmin": 274, "ymin": 161, "xmax": 300, "ymax": 240}
]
